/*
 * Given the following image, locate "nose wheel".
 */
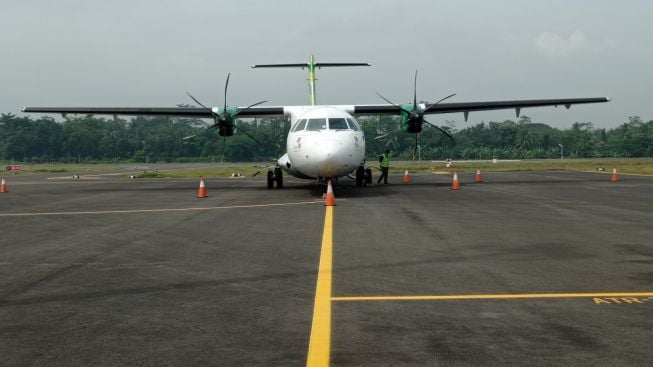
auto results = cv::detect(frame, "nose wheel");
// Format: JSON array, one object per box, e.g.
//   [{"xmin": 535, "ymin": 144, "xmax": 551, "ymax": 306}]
[
  {"xmin": 267, "ymin": 167, "xmax": 283, "ymax": 189},
  {"xmin": 355, "ymin": 166, "xmax": 365, "ymax": 187},
  {"xmin": 355, "ymin": 166, "xmax": 373, "ymax": 187}
]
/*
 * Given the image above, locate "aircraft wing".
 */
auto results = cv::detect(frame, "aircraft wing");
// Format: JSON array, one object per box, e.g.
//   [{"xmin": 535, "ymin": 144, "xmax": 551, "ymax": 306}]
[
  {"xmin": 350, "ymin": 97, "xmax": 610, "ymax": 120},
  {"xmin": 20, "ymin": 106, "xmax": 285, "ymax": 118},
  {"xmin": 22, "ymin": 97, "xmax": 610, "ymax": 120}
]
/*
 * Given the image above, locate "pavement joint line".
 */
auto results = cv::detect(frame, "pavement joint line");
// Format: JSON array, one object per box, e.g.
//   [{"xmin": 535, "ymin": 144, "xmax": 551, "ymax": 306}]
[
  {"xmin": 306, "ymin": 205, "xmax": 333, "ymax": 367},
  {"xmin": 580, "ymin": 170, "xmax": 653, "ymax": 177},
  {"xmin": 0, "ymin": 200, "xmax": 323, "ymax": 217},
  {"xmin": 331, "ymin": 292, "xmax": 653, "ymax": 302}
]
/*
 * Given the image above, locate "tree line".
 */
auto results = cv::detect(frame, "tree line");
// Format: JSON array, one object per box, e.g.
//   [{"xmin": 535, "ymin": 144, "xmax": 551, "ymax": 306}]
[{"xmin": 1, "ymin": 113, "xmax": 651, "ymax": 163}]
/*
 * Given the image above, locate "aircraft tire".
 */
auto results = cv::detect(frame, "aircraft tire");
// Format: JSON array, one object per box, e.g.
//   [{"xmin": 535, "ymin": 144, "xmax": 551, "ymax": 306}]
[
  {"xmin": 275, "ymin": 168, "xmax": 283, "ymax": 189},
  {"xmin": 267, "ymin": 170, "xmax": 274, "ymax": 189},
  {"xmin": 365, "ymin": 168, "xmax": 373, "ymax": 184},
  {"xmin": 355, "ymin": 166, "xmax": 365, "ymax": 187}
]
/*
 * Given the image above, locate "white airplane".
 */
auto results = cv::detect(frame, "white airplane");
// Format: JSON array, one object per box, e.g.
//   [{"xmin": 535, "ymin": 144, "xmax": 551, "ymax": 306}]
[{"xmin": 22, "ymin": 55, "xmax": 610, "ymax": 189}]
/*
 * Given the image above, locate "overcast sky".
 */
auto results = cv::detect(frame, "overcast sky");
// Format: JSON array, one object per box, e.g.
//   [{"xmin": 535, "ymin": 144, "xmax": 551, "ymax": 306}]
[{"xmin": 2, "ymin": 0, "xmax": 651, "ymax": 129}]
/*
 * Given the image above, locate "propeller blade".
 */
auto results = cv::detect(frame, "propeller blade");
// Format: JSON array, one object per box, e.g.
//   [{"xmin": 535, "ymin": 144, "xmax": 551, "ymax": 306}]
[
  {"xmin": 182, "ymin": 134, "xmax": 197, "ymax": 141},
  {"xmin": 424, "ymin": 120, "xmax": 455, "ymax": 141},
  {"xmin": 413, "ymin": 132, "xmax": 418, "ymax": 160},
  {"xmin": 413, "ymin": 70, "xmax": 418, "ymax": 108},
  {"xmin": 376, "ymin": 92, "xmax": 413, "ymax": 115},
  {"xmin": 221, "ymin": 134, "xmax": 226, "ymax": 163},
  {"xmin": 186, "ymin": 92, "xmax": 212, "ymax": 111},
  {"xmin": 234, "ymin": 100, "xmax": 268, "ymax": 117},
  {"xmin": 235, "ymin": 124, "xmax": 264, "ymax": 147},
  {"xmin": 423, "ymin": 93, "xmax": 456, "ymax": 113},
  {"xmin": 224, "ymin": 73, "xmax": 230, "ymax": 112}
]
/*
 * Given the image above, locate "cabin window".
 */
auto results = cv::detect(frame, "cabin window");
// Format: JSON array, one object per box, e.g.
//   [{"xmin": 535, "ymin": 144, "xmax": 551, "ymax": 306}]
[
  {"xmin": 306, "ymin": 118, "xmax": 327, "ymax": 131},
  {"xmin": 292, "ymin": 119, "xmax": 307, "ymax": 132},
  {"xmin": 346, "ymin": 118, "xmax": 360, "ymax": 131},
  {"xmin": 328, "ymin": 118, "xmax": 348, "ymax": 130}
]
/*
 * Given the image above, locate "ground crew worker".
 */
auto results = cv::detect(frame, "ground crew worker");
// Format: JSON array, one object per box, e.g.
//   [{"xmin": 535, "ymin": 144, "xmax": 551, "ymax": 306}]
[{"xmin": 377, "ymin": 149, "xmax": 390, "ymax": 184}]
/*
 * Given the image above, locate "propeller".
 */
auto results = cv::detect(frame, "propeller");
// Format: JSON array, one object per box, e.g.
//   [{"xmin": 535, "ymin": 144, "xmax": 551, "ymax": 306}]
[
  {"xmin": 377, "ymin": 70, "xmax": 456, "ymax": 159},
  {"xmin": 185, "ymin": 73, "xmax": 267, "ymax": 153}
]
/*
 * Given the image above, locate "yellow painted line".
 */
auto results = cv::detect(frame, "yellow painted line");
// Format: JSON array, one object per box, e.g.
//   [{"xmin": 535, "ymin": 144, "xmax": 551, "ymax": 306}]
[
  {"xmin": 0, "ymin": 200, "xmax": 322, "ymax": 217},
  {"xmin": 332, "ymin": 292, "xmax": 653, "ymax": 302},
  {"xmin": 307, "ymin": 206, "xmax": 333, "ymax": 367}
]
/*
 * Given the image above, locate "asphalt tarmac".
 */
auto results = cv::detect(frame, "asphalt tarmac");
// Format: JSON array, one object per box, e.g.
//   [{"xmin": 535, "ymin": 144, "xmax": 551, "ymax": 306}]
[{"xmin": 1, "ymin": 170, "xmax": 651, "ymax": 366}]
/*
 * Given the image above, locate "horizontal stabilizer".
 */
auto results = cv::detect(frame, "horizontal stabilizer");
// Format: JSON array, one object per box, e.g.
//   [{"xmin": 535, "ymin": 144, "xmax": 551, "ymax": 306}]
[{"xmin": 252, "ymin": 62, "xmax": 370, "ymax": 69}]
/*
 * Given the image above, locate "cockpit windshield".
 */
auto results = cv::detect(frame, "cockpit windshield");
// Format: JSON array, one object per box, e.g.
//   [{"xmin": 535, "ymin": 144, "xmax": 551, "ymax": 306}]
[
  {"xmin": 296, "ymin": 116, "xmax": 359, "ymax": 131},
  {"xmin": 346, "ymin": 118, "xmax": 360, "ymax": 131},
  {"xmin": 306, "ymin": 118, "xmax": 327, "ymax": 131},
  {"xmin": 328, "ymin": 118, "xmax": 348, "ymax": 130},
  {"xmin": 292, "ymin": 119, "xmax": 307, "ymax": 132}
]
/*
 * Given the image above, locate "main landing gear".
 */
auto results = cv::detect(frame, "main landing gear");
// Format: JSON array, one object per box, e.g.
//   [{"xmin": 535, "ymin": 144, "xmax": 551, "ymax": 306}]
[
  {"xmin": 355, "ymin": 165, "xmax": 373, "ymax": 187},
  {"xmin": 267, "ymin": 167, "xmax": 283, "ymax": 189}
]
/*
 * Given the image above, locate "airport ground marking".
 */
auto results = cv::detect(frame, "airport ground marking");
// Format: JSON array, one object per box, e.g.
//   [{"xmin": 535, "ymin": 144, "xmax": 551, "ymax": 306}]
[
  {"xmin": 593, "ymin": 296, "xmax": 653, "ymax": 304},
  {"xmin": 0, "ymin": 200, "xmax": 323, "ymax": 217},
  {"xmin": 307, "ymin": 206, "xmax": 333, "ymax": 367},
  {"xmin": 331, "ymin": 292, "xmax": 653, "ymax": 302}
]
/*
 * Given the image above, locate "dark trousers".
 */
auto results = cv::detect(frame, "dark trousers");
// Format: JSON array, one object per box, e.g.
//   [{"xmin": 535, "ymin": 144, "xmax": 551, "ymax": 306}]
[{"xmin": 378, "ymin": 167, "xmax": 389, "ymax": 184}]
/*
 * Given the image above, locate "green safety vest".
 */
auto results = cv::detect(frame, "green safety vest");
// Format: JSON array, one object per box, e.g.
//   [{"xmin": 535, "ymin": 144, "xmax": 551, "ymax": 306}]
[{"xmin": 380, "ymin": 154, "xmax": 390, "ymax": 168}]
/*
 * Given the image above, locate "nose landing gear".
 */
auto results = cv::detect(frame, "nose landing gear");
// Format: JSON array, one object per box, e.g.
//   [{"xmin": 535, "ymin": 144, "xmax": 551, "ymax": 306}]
[
  {"xmin": 355, "ymin": 165, "xmax": 373, "ymax": 187},
  {"xmin": 267, "ymin": 167, "xmax": 283, "ymax": 189}
]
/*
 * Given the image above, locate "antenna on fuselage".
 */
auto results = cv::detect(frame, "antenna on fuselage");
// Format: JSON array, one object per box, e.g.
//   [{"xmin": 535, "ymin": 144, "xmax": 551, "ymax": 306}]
[{"xmin": 252, "ymin": 55, "xmax": 370, "ymax": 106}]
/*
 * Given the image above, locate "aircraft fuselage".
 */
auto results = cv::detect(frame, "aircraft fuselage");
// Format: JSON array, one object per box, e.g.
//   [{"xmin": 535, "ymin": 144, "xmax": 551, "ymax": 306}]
[{"xmin": 278, "ymin": 106, "xmax": 366, "ymax": 179}]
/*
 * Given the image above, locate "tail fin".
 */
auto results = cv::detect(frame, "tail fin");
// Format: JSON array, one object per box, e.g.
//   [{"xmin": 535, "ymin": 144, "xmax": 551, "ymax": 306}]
[{"xmin": 252, "ymin": 55, "xmax": 370, "ymax": 105}]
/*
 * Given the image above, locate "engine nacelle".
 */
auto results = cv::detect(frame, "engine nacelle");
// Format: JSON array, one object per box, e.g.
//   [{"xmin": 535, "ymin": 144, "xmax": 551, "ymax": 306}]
[
  {"xmin": 217, "ymin": 122, "xmax": 234, "ymax": 137},
  {"xmin": 399, "ymin": 103, "xmax": 423, "ymax": 133},
  {"xmin": 215, "ymin": 106, "xmax": 239, "ymax": 137}
]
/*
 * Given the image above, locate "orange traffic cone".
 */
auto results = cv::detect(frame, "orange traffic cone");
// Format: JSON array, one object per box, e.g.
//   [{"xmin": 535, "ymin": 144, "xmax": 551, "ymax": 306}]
[
  {"xmin": 475, "ymin": 169, "xmax": 483, "ymax": 183},
  {"xmin": 324, "ymin": 180, "xmax": 336, "ymax": 206},
  {"xmin": 403, "ymin": 170, "xmax": 411, "ymax": 184},
  {"xmin": 611, "ymin": 168, "xmax": 619, "ymax": 182},
  {"xmin": 451, "ymin": 172, "xmax": 460, "ymax": 190},
  {"xmin": 0, "ymin": 178, "xmax": 7, "ymax": 193},
  {"xmin": 197, "ymin": 176, "xmax": 207, "ymax": 198}
]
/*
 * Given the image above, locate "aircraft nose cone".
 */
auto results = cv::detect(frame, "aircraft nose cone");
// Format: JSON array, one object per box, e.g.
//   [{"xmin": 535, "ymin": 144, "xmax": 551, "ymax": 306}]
[
  {"xmin": 318, "ymin": 139, "xmax": 340, "ymax": 158},
  {"xmin": 312, "ymin": 140, "xmax": 343, "ymax": 176}
]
